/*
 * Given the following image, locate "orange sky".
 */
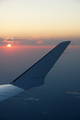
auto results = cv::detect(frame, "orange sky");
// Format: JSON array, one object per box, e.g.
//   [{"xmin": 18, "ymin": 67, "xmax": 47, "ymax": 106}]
[{"xmin": 0, "ymin": 0, "xmax": 80, "ymax": 41}]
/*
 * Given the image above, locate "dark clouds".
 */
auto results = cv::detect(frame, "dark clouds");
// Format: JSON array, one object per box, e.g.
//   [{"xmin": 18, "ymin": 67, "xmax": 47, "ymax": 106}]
[
  {"xmin": 0, "ymin": 38, "xmax": 4, "ymax": 41},
  {"xmin": 0, "ymin": 38, "xmax": 58, "ymax": 46},
  {"xmin": 0, "ymin": 37, "xmax": 80, "ymax": 46}
]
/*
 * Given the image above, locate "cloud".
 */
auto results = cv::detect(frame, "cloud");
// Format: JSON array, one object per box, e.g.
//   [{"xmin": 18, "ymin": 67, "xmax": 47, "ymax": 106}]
[
  {"xmin": 6, "ymin": 38, "xmax": 59, "ymax": 46},
  {"xmin": 66, "ymin": 91, "xmax": 80, "ymax": 98},
  {"xmin": 33, "ymin": 36, "xmax": 39, "ymax": 39},
  {"xmin": 75, "ymin": 96, "xmax": 80, "ymax": 98},
  {"xmin": 37, "ymin": 40, "xmax": 43, "ymax": 44},
  {"xmin": 0, "ymin": 37, "xmax": 80, "ymax": 46},
  {"xmin": 66, "ymin": 92, "xmax": 80, "ymax": 95},
  {"xmin": 24, "ymin": 97, "xmax": 39, "ymax": 101},
  {"xmin": 0, "ymin": 38, "xmax": 4, "ymax": 41},
  {"xmin": 0, "ymin": 38, "xmax": 7, "ymax": 45}
]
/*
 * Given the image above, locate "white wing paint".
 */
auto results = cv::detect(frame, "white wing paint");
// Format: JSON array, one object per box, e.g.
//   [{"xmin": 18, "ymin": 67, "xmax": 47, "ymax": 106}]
[
  {"xmin": 0, "ymin": 84, "xmax": 24, "ymax": 102},
  {"xmin": 0, "ymin": 41, "xmax": 71, "ymax": 102}
]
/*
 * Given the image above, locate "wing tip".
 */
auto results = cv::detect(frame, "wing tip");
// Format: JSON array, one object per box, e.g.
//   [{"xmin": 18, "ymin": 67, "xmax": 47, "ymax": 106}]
[
  {"xmin": 60, "ymin": 41, "xmax": 71, "ymax": 44},
  {"xmin": 58, "ymin": 41, "xmax": 71, "ymax": 48}
]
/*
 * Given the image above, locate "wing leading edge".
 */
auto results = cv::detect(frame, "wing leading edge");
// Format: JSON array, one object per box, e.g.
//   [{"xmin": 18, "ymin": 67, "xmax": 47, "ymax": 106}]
[{"xmin": 0, "ymin": 41, "xmax": 71, "ymax": 102}]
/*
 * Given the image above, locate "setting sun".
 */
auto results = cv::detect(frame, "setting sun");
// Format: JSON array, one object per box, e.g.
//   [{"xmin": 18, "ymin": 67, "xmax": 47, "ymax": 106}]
[{"xmin": 7, "ymin": 44, "xmax": 11, "ymax": 47}]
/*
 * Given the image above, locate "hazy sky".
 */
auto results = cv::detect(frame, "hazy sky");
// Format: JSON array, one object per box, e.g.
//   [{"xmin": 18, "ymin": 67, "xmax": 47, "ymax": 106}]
[
  {"xmin": 0, "ymin": 1, "xmax": 80, "ymax": 119},
  {"xmin": 0, "ymin": 0, "xmax": 80, "ymax": 42}
]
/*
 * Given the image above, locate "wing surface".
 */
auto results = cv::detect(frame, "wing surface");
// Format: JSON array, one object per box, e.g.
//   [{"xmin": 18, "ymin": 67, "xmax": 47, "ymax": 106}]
[
  {"xmin": 0, "ymin": 84, "xmax": 24, "ymax": 102},
  {"xmin": 0, "ymin": 41, "xmax": 71, "ymax": 102}
]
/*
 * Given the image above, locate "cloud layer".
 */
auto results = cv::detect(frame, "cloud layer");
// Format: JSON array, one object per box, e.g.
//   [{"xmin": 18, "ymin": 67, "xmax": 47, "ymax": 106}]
[{"xmin": 0, "ymin": 37, "xmax": 80, "ymax": 46}]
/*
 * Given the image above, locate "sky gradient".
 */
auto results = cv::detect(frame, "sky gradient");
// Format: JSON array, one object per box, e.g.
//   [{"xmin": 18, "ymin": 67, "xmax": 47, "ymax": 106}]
[
  {"xmin": 0, "ymin": 1, "xmax": 80, "ymax": 119},
  {"xmin": 0, "ymin": 0, "xmax": 80, "ymax": 45}
]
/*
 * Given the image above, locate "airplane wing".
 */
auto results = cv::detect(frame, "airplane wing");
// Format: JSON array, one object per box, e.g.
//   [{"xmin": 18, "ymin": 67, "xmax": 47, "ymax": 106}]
[{"xmin": 0, "ymin": 41, "xmax": 71, "ymax": 102}]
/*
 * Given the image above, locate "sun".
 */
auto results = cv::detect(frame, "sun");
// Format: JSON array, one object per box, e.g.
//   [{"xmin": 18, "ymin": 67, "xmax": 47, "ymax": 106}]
[{"xmin": 7, "ymin": 44, "xmax": 11, "ymax": 47}]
